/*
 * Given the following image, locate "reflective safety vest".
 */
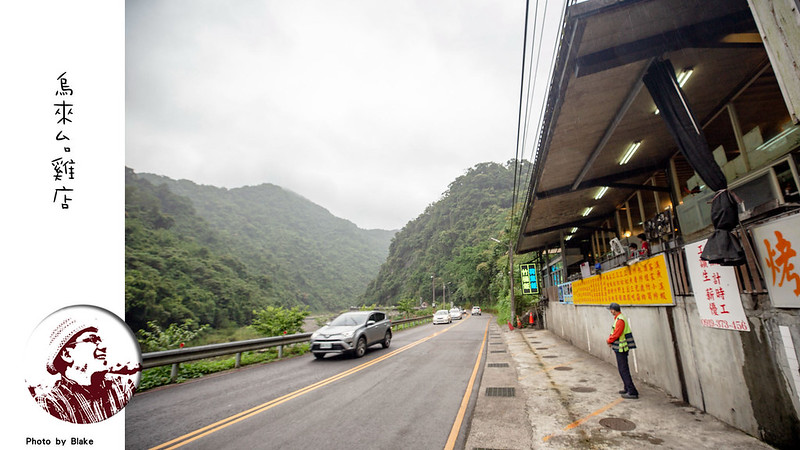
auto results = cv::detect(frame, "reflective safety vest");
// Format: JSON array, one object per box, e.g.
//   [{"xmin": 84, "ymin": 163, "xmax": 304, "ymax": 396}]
[{"xmin": 611, "ymin": 313, "xmax": 637, "ymax": 352}]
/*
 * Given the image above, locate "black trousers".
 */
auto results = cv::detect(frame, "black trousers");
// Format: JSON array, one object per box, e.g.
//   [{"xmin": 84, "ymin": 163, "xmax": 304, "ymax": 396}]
[{"xmin": 615, "ymin": 350, "xmax": 638, "ymax": 395}]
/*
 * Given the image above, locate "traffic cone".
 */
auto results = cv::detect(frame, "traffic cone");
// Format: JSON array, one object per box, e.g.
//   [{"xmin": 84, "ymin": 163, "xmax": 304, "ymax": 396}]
[{"xmin": 507, "ymin": 321, "xmax": 513, "ymax": 331}]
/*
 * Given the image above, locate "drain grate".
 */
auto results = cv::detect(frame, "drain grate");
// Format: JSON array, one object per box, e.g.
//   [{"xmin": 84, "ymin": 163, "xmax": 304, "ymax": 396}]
[
  {"xmin": 535, "ymin": 347, "xmax": 549, "ymax": 350},
  {"xmin": 571, "ymin": 386, "xmax": 597, "ymax": 393},
  {"xmin": 490, "ymin": 342, "xmax": 503, "ymax": 344},
  {"xmin": 488, "ymin": 363, "xmax": 509, "ymax": 368},
  {"xmin": 531, "ymin": 341, "xmax": 542, "ymax": 343},
  {"xmin": 554, "ymin": 366, "xmax": 573, "ymax": 371},
  {"xmin": 485, "ymin": 387, "xmax": 516, "ymax": 397},
  {"xmin": 542, "ymin": 355, "xmax": 558, "ymax": 358},
  {"xmin": 599, "ymin": 417, "xmax": 636, "ymax": 431},
  {"xmin": 490, "ymin": 350, "xmax": 506, "ymax": 353}
]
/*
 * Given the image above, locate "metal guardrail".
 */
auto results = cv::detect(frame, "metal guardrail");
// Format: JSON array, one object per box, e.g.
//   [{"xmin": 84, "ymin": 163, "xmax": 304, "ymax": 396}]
[{"xmin": 141, "ymin": 315, "xmax": 433, "ymax": 376}]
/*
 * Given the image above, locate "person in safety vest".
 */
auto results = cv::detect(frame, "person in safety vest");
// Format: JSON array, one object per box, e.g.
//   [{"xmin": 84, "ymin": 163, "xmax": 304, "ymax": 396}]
[{"xmin": 606, "ymin": 302, "xmax": 639, "ymax": 399}]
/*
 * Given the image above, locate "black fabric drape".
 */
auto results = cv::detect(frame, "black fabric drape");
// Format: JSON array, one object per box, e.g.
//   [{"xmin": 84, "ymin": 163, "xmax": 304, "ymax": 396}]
[{"xmin": 643, "ymin": 59, "xmax": 744, "ymax": 265}]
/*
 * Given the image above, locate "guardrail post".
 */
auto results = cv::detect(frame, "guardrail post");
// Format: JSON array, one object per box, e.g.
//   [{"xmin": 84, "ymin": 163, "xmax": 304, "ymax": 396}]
[
  {"xmin": 278, "ymin": 345, "xmax": 283, "ymax": 359},
  {"xmin": 170, "ymin": 363, "xmax": 179, "ymax": 382},
  {"xmin": 235, "ymin": 352, "xmax": 242, "ymax": 368}
]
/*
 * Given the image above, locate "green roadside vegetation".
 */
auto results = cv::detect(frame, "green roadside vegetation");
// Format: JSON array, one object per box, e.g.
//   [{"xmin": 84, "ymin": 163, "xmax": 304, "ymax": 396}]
[
  {"xmin": 137, "ymin": 306, "xmax": 434, "ymax": 391},
  {"xmin": 128, "ymin": 160, "xmax": 544, "ymax": 391}
]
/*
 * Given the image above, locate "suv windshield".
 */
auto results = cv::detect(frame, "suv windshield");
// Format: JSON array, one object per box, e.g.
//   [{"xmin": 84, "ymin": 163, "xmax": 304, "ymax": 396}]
[{"xmin": 329, "ymin": 313, "xmax": 368, "ymax": 327}]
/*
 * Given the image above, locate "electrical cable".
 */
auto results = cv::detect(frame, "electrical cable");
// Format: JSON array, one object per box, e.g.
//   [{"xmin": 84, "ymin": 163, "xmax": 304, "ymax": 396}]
[
  {"xmin": 514, "ymin": 0, "xmax": 571, "ymax": 237},
  {"xmin": 510, "ymin": 0, "xmax": 532, "ymax": 242}
]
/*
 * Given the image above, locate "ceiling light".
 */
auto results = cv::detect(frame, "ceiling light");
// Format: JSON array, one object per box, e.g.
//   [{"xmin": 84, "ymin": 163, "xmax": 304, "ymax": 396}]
[
  {"xmin": 676, "ymin": 68, "xmax": 693, "ymax": 87},
  {"xmin": 594, "ymin": 186, "xmax": 609, "ymax": 200},
  {"xmin": 565, "ymin": 235, "xmax": 573, "ymax": 241},
  {"xmin": 619, "ymin": 141, "xmax": 642, "ymax": 165},
  {"xmin": 582, "ymin": 207, "xmax": 593, "ymax": 217},
  {"xmin": 571, "ymin": 227, "xmax": 578, "ymax": 233}
]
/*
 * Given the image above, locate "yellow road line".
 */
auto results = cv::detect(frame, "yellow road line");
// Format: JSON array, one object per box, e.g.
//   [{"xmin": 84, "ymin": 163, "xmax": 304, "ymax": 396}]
[
  {"xmin": 444, "ymin": 320, "xmax": 489, "ymax": 450},
  {"xmin": 541, "ymin": 398, "xmax": 624, "ymax": 442},
  {"xmin": 151, "ymin": 320, "xmax": 467, "ymax": 450}
]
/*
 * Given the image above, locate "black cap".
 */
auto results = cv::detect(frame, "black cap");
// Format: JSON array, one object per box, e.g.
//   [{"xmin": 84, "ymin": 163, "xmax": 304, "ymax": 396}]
[{"xmin": 608, "ymin": 302, "xmax": 621, "ymax": 311}]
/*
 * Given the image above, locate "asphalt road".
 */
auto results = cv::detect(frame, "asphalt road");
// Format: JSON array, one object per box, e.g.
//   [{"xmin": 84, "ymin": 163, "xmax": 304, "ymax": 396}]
[{"xmin": 125, "ymin": 315, "xmax": 490, "ymax": 450}]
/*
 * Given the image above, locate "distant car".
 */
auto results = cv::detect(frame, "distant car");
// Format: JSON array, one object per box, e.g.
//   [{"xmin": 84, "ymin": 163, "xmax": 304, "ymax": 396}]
[
  {"xmin": 310, "ymin": 311, "xmax": 391, "ymax": 359},
  {"xmin": 433, "ymin": 309, "xmax": 452, "ymax": 325},
  {"xmin": 449, "ymin": 308, "xmax": 462, "ymax": 320},
  {"xmin": 472, "ymin": 306, "xmax": 481, "ymax": 315}
]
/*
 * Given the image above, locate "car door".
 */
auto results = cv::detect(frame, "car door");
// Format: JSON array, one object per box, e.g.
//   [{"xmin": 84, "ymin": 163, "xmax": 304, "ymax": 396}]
[
  {"xmin": 364, "ymin": 313, "xmax": 378, "ymax": 345},
  {"xmin": 365, "ymin": 312, "xmax": 383, "ymax": 344}
]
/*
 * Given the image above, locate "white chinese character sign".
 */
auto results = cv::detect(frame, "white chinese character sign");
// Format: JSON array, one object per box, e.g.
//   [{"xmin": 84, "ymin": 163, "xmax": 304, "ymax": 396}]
[
  {"xmin": 684, "ymin": 239, "xmax": 750, "ymax": 331},
  {"xmin": 752, "ymin": 214, "xmax": 800, "ymax": 308}
]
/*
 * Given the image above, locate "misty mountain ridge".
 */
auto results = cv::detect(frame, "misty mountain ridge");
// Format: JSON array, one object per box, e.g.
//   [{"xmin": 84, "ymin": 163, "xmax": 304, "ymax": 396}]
[
  {"xmin": 125, "ymin": 167, "xmax": 395, "ymax": 330},
  {"xmin": 125, "ymin": 161, "xmax": 526, "ymax": 332},
  {"xmin": 150, "ymin": 175, "xmax": 394, "ymax": 233}
]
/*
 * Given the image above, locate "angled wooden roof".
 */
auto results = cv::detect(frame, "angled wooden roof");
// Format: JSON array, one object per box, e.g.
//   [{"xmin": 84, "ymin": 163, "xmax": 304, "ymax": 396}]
[{"xmin": 516, "ymin": 0, "xmax": 767, "ymax": 254}]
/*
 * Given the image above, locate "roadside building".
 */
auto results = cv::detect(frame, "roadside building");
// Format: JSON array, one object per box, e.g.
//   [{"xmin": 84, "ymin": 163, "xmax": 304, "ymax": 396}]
[{"xmin": 515, "ymin": 0, "xmax": 800, "ymax": 446}]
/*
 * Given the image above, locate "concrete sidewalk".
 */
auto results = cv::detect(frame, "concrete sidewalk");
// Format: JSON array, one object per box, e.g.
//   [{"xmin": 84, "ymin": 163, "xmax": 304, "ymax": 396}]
[{"xmin": 464, "ymin": 319, "xmax": 774, "ymax": 449}]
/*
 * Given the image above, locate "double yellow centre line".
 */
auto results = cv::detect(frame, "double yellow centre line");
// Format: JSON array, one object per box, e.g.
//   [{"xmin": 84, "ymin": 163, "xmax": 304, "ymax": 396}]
[{"xmin": 152, "ymin": 319, "xmax": 484, "ymax": 450}]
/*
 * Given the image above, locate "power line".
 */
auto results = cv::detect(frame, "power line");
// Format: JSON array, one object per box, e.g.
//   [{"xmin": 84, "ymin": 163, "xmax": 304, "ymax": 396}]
[
  {"xmin": 510, "ymin": 0, "xmax": 532, "ymax": 238},
  {"xmin": 512, "ymin": 0, "xmax": 571, "ymax": 237}
]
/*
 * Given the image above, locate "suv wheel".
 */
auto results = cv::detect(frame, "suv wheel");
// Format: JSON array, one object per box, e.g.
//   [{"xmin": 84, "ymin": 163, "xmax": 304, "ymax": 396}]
[
  {"xmin": 353, "ymin": 337, "xmax": 367, "ymax": 358},
  {"xmin": 381, "ymin": 331, "xmax": 392, "ymax": 348}
]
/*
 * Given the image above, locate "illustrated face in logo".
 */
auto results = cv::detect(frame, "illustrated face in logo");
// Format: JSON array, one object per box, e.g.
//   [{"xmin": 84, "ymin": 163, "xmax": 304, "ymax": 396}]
[{"xmin": 63, "ymin": 330, "xmax": 108, "ymax": 376}]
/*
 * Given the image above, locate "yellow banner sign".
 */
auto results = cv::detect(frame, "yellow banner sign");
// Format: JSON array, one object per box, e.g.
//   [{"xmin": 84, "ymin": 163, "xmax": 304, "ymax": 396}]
[{"xmin": 572, "ymin": 254, "xmax": 674, "ymax": 306}]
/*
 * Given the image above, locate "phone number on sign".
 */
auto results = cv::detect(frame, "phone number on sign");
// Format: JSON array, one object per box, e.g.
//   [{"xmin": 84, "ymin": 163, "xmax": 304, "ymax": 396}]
[{"xmin": 700, "ymin": 319, "xmax": 748, "ymax": 330}]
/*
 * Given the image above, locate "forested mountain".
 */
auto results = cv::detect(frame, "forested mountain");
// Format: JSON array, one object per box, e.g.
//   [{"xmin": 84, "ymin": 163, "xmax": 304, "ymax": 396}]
[
  {"xmin": 126, "ymin": 160, "xmax": 528, "ymax": 333},
  {"xmin": 131, "ymin": 170, "xmax": 395, "ymax": 316},
  {"xmin": 364, "ymin": 160, "xmax": 531, "ymax": 307},
  {"xmin": 125, "ymin": 168, "xmax": 289, "ymax": 332}
]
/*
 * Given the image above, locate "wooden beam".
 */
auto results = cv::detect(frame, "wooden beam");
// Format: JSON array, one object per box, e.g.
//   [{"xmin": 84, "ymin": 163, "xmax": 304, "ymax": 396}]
[
  {"xmin": 535, "ymin": 164, "xmax": 666, "ymax": 199},
  {"xmin": 576, "ymin": 10, "xmax": 757, "ymax": 77},
  {"xmin": 570, "ymin": 60, "xmax": 651, "ymax": 190},
  {"xmin": 522, "ymin": 215, "xmax": 615, "ymax": 237}
]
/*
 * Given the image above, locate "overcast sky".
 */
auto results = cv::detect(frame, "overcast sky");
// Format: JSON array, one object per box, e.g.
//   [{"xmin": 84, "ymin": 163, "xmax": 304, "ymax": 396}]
[{"xmin": 126, "ymin": 0, "xmax": 566, "ymax": 230}]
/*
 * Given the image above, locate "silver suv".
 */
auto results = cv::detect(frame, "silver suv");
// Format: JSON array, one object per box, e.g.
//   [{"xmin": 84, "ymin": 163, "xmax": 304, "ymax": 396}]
[{"xmin": 310, "ymin": 311, "xmax": 392, "ymax": 359}]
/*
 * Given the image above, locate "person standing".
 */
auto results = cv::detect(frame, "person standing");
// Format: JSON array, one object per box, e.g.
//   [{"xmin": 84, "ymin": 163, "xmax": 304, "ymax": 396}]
[{"xmin": 607, "ymin": 303, "xmax": 639, "ymax": 399}]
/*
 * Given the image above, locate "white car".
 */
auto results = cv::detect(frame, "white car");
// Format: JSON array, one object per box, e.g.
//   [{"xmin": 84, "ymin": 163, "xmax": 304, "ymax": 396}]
[
  {"xmin": 449, "ymin": 308, "xmax": 462, "ymax": 320},
  {"xmin": 472, "ymin": 306, "xmax": 481, "ymax": 315},
  {"xmin": 433, "ymin": 309, "xmax": 452, "ymax": 325}
]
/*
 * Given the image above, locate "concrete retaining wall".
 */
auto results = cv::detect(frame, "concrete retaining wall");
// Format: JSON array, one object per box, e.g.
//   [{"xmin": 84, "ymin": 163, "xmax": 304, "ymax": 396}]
[{"xmin": 544, "ymin": 296, "xmax": 800, "ymax": 447}]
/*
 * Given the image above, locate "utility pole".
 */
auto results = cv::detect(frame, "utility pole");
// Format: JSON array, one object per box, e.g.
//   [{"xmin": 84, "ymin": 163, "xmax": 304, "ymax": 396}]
[
  {"xmin": 491, "ymin": 236, "xmax": 516, "ymax": 324},
  {"xmin": 509, "ymin": 240, "xmax": 515, "ymax": 325},
  {"xmin": 431, "ymin": 275, "xmax": 435, "ymax": 308}
]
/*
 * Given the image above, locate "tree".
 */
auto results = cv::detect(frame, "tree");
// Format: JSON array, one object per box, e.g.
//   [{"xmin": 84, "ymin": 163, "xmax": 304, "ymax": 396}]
[
  {"xmin": 396, "ymin": 298, "xmax": 416, "ymax": 317},
  {"xmin": 136, "ymin": 319, "xmax": 210, "ymax": 352},
  {"xmin": 250, "ymin": 305, "xmax": 309, "ymax": 336}
]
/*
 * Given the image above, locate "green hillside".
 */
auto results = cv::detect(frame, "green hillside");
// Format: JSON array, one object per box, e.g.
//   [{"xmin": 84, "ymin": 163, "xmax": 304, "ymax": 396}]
[
  {"xmin": 125, "ymin": 168, "xmax": 289, "ymax": 332},
  {"xmin": 126, "ymin": 160, "xmax": 531, "ymax": 333},
  {"xmin": 363, "ymin": 160, "xmax": 531, "ymax": 308},
  {"xmin": 135, "ymin": 171, "xmax": 395, "ymax": 313}
]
